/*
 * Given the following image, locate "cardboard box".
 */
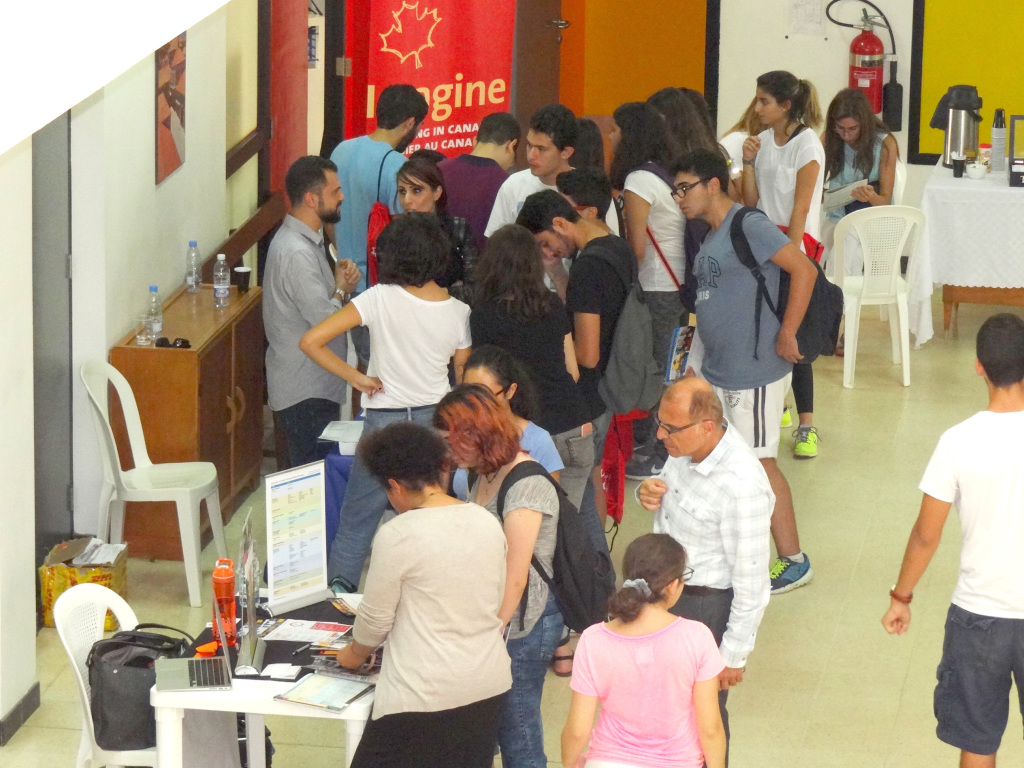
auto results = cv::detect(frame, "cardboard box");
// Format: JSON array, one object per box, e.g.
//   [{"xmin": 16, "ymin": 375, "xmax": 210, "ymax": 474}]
[{"xmin": 39, "ymin": 538, "xmax": 128, "ymax": 631}]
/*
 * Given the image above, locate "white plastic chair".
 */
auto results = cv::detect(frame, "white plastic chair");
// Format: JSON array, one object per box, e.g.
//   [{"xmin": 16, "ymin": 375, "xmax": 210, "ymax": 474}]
[
  {"xmin": 833, "ymin": 205, "xmax": 925, "ymax": 388},
  {"xmin": 54, "ymin": 583, "xmax": 157, "ymax": 768},
  {"xmin": 891, "ymin": 159, "xmax": 907, "ymax": 206},
  {"xmin": 80, "ymin": 361, "xmax": 226, "ymax": 607}
]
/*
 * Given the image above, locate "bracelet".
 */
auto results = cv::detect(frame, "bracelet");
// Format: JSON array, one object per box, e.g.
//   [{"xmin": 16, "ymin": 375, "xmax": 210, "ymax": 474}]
[
  {"xmin": 889, "ymin": 585, "xmax": 913, "ymax": 605},
  {"xmin": 742, "ymin": 159, "xmax": 754, "ymax": 166}
]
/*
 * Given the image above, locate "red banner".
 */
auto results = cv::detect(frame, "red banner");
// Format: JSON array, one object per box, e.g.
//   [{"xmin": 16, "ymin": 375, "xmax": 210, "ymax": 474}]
[{"xmin": 365, "ymin": 0, "xmax": 517, "ymax": 158}]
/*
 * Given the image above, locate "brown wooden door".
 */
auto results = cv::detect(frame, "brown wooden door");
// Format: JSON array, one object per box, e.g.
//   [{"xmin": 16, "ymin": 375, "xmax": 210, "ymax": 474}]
[
  {"xmin": 513, "ymin": 1, "xmax": 565, "ymax": 146},
  {"xmin": 199, "ymin": 330, "xmax": 234, "ymax": 501},
  {"xmin": 231, "ymin": 302, "xmax": 265, "ymax": 497}
]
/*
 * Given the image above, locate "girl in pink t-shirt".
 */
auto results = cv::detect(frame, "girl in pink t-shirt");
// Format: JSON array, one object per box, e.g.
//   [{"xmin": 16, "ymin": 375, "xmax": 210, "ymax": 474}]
[{"xmin": 561, "ymin": 534, "xmax": 726, "ymax": 768}]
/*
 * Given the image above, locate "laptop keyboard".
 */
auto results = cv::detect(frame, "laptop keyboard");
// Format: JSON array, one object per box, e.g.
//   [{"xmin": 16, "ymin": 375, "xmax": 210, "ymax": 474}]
[{"xmin": 188, "ymin": 657, "xmax": 229, "ymax": 687}]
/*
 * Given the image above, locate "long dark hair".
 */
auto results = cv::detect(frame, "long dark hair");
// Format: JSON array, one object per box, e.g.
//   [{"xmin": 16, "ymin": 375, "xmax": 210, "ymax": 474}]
[
  {"xmin": 397, "ymin": 156, "xmax": 448, "ymax": 217},
  {"xmin": 574, "ymin": 117, "xmax": 606, "ymax": 171},
  {"xmin": 648, "ymin": 88, "xmax": 720, "ymax": 161},
  {"xmin": 609, "ymin": 102, "xmax": 673, "ymax": 190},
  {"xmin": 756, "ymin": 71, "xmax": 823, "ymax": 130},
  {"xmin": 465, "ymin": 345, "xmax": 539, "ymax": 421},
  {"xmin": 823, "ymin": 88, "xmax": 894, "ymax": 183},
  {"xmin": 474, "ymin": 224, "xmax": 553, "ymax": 322},
  {"xmin": 607, "ymin": 534, "xmax": 688, "ymax": 623}
]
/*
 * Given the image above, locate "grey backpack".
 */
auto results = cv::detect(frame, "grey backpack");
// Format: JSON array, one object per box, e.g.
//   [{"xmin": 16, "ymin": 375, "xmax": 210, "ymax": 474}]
[{"xmin": 590, "ymin": 247, "xmax": 663, "ymax": 414}]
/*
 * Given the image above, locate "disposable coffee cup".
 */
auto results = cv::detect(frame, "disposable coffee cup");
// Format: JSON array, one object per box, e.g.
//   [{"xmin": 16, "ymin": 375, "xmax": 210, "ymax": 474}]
[
  {"xmin": 952, "ymin": 158, "xmax": 966, "ymax": 178},
  {"xmin": 232, "ymin": 266, "xmax": 252, "ymax": 293}
]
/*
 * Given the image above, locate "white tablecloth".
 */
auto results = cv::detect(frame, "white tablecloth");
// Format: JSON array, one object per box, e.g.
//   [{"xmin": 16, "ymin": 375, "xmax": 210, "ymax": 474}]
[{"xmin": 918, "ymin": 163, "xmax": 1024, "ymax": 343}]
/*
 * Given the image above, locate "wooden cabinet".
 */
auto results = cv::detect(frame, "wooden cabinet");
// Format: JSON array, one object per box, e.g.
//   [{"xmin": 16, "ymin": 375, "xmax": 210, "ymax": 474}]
[{"xmin": 110, "ymin": 285, "xmax": 264, "ymax": 560}]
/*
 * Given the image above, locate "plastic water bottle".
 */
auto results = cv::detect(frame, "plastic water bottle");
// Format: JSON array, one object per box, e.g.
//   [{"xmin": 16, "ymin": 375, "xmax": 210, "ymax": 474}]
[
  {"xmin": 991, "ymin": 108, "xmax": 1006, "ymax": 173},
  {"xmin": 145, "ymin": 285, "xmax": 163, "ymax": 336},
  {"xmin": 185, "ymin": 240, "xmax": 201, "ymax": 293},
  {"xmin": 212, "ymin": 558, "xmax": 237, "ymax": 647},
  {"xmin": 213, "ymin": 253, "xmax": 230, "ymax": 308}
]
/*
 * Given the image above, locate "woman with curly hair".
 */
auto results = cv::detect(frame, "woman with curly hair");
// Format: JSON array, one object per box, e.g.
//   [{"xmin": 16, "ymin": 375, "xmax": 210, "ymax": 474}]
[
  {"xmin": 561, "ymin": 534, "xmax": 726, "ymax": 768},
  {"xmin": 434, "ymin": 384, "xmax": 563, "ymax": 768},
  {"xmin": 301, "ymin": 212, "xmax": 472, "ymax": 592}
]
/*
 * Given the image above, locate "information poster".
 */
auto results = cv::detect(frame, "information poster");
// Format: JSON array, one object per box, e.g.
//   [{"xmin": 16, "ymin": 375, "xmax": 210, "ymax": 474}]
[
  {"xmin": 365, "ymin": 0, "xmax": 517, "ymax": 158},
  {"xmin": 265, "ymin": 462, "xmax": 329, "ymax": 610}
]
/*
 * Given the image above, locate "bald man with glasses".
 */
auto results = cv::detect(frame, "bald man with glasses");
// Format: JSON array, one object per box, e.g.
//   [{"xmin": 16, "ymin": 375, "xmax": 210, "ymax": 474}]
[{"xmin": 637, "ymin": 377, "xmax": 773, "ymax": 755}]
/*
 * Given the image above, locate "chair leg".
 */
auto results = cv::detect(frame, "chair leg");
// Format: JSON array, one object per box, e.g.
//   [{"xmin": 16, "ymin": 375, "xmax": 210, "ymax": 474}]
[
  {"xmin": 76, "ymin": 729, "xmax": 92, "ymax": 768},
  {"xmin": 108, "ymin": 497, "xmax": 126, "ymax": 546},
  {"xmin": 176, "ymin": 498, "xmax": 204, "ymax": 607},
  {"xmin": 206, "ymin": 490, "xmax": 227, "ymax": 559},
  {"xmin": 96, "ymin": 482, "xmax": 113, "ymax": 543},
  {"xmin": 897, "ymin": 295, "xmax": 911, "ymax": 386},
  {"xmin": 888, "ymin": 300, "xmax": 901, "ymax": 364},
  {"xmin": 844, "ymin": 303, "xmax": 861, "ymax": 389}
]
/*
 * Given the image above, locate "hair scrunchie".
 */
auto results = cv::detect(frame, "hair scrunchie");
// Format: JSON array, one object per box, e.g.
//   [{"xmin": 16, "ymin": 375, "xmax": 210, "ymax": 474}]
[{"xmin": 622, "ymin": 578, "xmax": 652, "ymax": 598}]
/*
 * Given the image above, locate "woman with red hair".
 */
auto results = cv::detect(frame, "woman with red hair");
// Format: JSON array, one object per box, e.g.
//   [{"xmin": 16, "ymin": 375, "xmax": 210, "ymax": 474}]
[{"xmin": 434, "ymin": 384, "xmax": 563, "ymax": 768}]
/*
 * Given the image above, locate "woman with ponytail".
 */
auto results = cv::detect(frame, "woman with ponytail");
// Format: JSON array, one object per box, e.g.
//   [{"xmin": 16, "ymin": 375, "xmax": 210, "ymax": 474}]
[
  {"xmin": 561, "ymin": 534, "xmax": 726, "ymax": 768},
  {"xmin": 741, "ymin": 70, "xmax": 825, "ymax": 470}
]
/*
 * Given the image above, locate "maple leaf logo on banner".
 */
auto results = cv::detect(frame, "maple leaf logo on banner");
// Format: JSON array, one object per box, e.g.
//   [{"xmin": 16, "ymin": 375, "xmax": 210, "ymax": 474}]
[{"xmin": 379, "ymin": 1, "xmax": 442, "ymax": 69}]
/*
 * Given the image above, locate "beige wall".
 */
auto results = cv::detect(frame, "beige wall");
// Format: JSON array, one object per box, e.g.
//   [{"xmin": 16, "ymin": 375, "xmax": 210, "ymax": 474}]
[
  {"xmin": 225, "ymin": 0, "xmax": 260, "ymax": 267},
  {"xmin": 71, "ymin": 9, "xmax": 229, "ymax": 537},
  {"xmin": 0, "ymin": 138, "xmax": 38, "ymax": 717}
]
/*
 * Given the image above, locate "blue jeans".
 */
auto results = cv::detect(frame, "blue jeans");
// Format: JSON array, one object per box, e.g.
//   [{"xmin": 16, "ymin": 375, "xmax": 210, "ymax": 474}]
[
  {"xmin": 498, "ymin": 593, "xmax": 564, "ymax": 768},
  {"xmin": 326, "ymin": 405, "xmax": 436, "ymax": 587}
]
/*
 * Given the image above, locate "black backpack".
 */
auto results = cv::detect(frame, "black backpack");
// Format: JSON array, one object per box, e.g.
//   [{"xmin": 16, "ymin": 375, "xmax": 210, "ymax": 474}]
[
  {"xmin": 86, "ymin": 623, "xmax": 194, "ymax": 750},
  {"xmin": 587, "ymin": 245, "xmax": 663, "ymax": 415},
  {"xmin": 730, "ymin": 207, "xmax": 844, "ymax": 364},
  {"xmin": 497, "ymin": 462, "xmax": 614, "ymax": 633}
]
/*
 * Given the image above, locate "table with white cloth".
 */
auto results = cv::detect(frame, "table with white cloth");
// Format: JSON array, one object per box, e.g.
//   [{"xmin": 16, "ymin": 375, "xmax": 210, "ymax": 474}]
[{"xmin": 918, "ymin": 163, "xmax": 1024, "ymax": 337}]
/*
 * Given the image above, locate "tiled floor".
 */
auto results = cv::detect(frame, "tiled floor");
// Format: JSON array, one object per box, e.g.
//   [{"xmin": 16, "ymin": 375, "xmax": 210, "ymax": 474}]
[{"xmin": 13, "ymin": 297, "xmax": 1024, "ymax": 767}]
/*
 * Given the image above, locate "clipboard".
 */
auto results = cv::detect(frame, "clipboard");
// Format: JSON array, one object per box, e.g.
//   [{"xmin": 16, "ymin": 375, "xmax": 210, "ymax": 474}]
[{"xmin": 273, "ymin": 672, "xmax": 374, "ymax": 713}]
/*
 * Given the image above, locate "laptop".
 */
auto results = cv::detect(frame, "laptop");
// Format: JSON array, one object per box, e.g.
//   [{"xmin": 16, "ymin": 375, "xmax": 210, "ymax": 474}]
[{"xmin": 154, "ymin": 595, "xmax": 234, "ymax": 692}]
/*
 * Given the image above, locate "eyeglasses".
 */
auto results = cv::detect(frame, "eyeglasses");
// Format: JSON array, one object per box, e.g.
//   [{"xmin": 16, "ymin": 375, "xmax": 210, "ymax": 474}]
[
  {"xmin": 154, "ymin": 337, "xmax": 191, "ymax": 349},
  {"xmin": 681, "ymin": 567, "xmax": 694, "ymax": 582},
  {"xmin": 671, "ymin": 179, "xmax": 706, "ymax": 199},
  {"xmin": 653, "ymin": 413, "xmax": 705, "ymax": 436}
]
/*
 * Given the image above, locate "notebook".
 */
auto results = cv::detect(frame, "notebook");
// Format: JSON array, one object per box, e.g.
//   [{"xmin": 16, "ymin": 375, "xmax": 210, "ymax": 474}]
[{"xmin": 154, "ymin": 594, "xmax": 234, "ymax": 692}]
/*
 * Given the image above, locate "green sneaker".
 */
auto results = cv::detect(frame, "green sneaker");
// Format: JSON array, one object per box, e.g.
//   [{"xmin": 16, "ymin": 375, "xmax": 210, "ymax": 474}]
[
  {"xmin": 780, "ymin": 406, "xmax": 793, "ymax": 429},
  {"xmin": 792, "ymin": 426, "xmax": 819, "ymax": 459}
]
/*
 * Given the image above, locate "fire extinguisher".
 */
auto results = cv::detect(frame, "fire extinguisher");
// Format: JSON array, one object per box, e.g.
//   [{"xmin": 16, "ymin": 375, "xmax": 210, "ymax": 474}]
[{"xmin": 849, "ymin": 22, "xmax": 885, "ymax": 114}]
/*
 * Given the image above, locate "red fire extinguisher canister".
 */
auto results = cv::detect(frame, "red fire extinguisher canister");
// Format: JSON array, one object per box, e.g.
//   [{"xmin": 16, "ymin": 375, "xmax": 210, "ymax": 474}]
[{"xmin": 850, "ymin": 25, "xmax": 884, "ymax": 114}]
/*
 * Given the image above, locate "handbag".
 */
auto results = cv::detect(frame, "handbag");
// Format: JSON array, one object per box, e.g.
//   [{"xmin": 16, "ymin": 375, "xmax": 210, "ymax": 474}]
[{"xmin": 86, "ymin": 623, "xmax": 194, "ymax": 750}]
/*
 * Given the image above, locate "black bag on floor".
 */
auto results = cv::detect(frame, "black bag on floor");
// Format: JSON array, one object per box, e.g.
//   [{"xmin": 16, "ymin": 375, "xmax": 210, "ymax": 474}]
[{"xmin": 86, "ymin": 623, "xmax": 194, "ymax": 750}]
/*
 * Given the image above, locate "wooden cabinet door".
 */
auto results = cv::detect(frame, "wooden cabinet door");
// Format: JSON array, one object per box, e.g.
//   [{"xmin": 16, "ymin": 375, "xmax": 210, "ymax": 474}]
[
  {"xmin": 198, "ymin": 329, "xmax": 233, "ymax": 501},
  {"xmin": 231, "ymin": 302, "xmax": 265, "ymax": 496}
]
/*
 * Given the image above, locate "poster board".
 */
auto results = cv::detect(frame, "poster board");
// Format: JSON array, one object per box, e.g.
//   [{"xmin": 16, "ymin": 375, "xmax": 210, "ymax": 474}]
[
  {"xmin": 910, "ymin": 0, "xmax": 1024, "ymax": 163},
  {"xmin": 265, "ymin": 461, "xmax": 333, "ymax": 615}
]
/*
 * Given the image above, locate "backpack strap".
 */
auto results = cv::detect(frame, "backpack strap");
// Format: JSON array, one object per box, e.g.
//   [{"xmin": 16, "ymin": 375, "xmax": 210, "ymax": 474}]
[
  {"xmin": 647, "ymin": 226, "xmax": 682, "ymax": 290},
  {"xmin": 496, "ymin": 461, "xmax": 560, "ymax": 629},
  {"xmin": 585, "ymin": 243, "xmax": 635, "ymax": 295},
  {"xmin": 730, "ymin": 207, "xmax": 782, "ymax": 360},
  {"xmin": 376, "ymin": 149, "xmax": 396, "ymax": 201}
]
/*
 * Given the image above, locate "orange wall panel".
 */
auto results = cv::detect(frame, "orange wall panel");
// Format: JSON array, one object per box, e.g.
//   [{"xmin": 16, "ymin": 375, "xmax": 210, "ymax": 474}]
[
  {"xmin": 559, "ymin": 0, "xmax": 587, "ymax": 115},
  {"xmin": 581, "ymin": 0, "xmax": 706, "ymax": 115}
]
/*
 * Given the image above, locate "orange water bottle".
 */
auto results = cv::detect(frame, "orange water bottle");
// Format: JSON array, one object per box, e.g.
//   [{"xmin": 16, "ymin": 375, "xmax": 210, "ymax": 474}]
[{"xmin": 212, "ymin": 558, "xmax": 237, "ymax": 647}]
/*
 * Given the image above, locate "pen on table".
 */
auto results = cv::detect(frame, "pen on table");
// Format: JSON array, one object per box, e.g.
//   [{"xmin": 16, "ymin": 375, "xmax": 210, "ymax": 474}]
[{"xmin": 291, "ymin": 643, "xmax": 311, "ymax": 657}]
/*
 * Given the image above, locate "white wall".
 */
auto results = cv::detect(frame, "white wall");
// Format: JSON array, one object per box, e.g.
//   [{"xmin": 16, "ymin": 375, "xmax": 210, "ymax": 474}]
[
  {"xmin": 718, "ymin": 0, "xmax": 927, "ymax": 206},
  {"xmin": 0, "ymin": 138, "xmax": 38, "ymax": 716},
  {"xmin": 71, "ymin": 9, "xmax": 229, "ymax": 536},
  {"xmin": 308, "ymin": 14, "xmax": 327, "ymax": 155},
  {"xmin": 0, "ymin": 0, "xmax": 230, "ymax": 157}
]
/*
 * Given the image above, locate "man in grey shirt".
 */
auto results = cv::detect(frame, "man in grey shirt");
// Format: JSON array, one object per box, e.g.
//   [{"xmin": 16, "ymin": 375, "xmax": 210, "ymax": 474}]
[
  {"xmin": 672, "ymin": 150, "xmax": 818, "ymax": 596},
  {"xmin": 264, "ymin": 156, "xmax": 360, "ymax": 468}
]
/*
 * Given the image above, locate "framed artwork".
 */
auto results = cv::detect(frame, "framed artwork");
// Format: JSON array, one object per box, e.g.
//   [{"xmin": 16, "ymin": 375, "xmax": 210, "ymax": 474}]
[{"xmin": 155, "ymin": 33, "xmax": 187, "ymax": 183}]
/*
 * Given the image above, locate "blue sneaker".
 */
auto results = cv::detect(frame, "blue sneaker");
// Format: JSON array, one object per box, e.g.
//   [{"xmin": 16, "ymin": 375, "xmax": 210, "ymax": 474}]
[{"xmin": 769, "ymin": 555, "xmax": 813, "ymax": 594}]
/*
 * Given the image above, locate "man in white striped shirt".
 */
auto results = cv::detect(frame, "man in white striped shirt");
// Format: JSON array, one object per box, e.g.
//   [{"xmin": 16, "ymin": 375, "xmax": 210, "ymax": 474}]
[{"xmin": 637, "ymin": 377, "xmax": 773, "ymax": 751}]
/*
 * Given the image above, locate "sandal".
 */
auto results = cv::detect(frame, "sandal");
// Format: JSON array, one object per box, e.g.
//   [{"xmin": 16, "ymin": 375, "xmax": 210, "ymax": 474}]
[{"xmin": 551, "ymin": 652, "xmax": 574, "ymax": 678}]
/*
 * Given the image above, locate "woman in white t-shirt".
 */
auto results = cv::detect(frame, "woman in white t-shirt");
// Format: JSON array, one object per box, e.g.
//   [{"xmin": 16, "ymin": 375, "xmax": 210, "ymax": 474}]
[
  {"xmin": 719, "ymin": 96, "xmax": 764, "ymax": 200},
  {"xmin": 300, "ymin": 212, "xmax": 472, "ymax": 591},
  {"xmin": 609, "ymin": 101, "xmax": 687, "ymax": 474},
  {"xmin": 741, "ymin": 70, "xmax": 825, "ymax": 461}
]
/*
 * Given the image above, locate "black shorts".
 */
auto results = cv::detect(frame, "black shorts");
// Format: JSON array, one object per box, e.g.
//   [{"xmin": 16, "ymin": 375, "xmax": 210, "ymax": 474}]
[
  {"xmin": 934, "ymin": 604, "xmax": 1024, "ymax": 755},
  {"xmin": 351, "ymin": 692, "xmax": 506, "ymax": 768}
]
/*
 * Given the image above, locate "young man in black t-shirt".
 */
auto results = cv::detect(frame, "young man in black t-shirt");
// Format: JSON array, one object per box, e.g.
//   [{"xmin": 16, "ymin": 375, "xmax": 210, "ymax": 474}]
[{"xmin": 517, "ymin": 189, "xmax": 633, "ymax": 528}]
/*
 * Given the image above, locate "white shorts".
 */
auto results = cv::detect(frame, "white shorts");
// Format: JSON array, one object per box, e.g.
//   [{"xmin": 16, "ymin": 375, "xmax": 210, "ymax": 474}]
[{"xmin": 711, "ymin": 372, "xmax": 792, "ymax": 459}]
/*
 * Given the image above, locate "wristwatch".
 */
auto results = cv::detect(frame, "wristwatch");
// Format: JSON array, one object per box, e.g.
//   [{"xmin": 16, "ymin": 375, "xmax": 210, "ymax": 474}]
[{"xmin": 334, "ymin": 288, "xmax": 351, "ymax": 305}]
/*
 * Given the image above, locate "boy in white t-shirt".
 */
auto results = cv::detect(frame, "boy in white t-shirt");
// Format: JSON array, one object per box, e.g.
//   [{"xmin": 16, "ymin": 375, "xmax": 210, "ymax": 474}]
[{"xmin": 882, "ymin": 313, "xmax": 1024, "ymax": 767}]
